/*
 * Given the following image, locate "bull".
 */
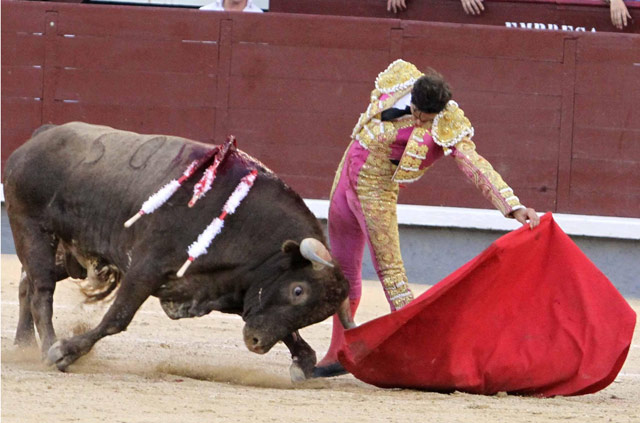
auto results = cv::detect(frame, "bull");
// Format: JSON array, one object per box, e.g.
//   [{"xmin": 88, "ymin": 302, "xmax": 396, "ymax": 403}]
[{"xmin": 3, "ymin": 122, "xmax": 353, "ymax": 380}]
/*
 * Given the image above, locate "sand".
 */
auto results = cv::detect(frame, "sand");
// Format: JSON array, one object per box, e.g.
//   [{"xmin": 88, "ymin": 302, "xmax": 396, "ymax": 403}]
[{"xmin": 2, "ymin": 253, "xmax": 639, "ymax": 423}]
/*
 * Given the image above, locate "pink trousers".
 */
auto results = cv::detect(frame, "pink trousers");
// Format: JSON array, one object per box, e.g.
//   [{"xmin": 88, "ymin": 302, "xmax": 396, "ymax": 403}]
[{"xmin": 328, "ymin": 141, "xmax": 413, "ymax": 311}]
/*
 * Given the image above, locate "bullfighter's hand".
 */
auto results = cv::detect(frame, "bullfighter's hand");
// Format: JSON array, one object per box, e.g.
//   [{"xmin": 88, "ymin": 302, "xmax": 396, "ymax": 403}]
[
  {"xmin": 610, "ymin": 0, "xmax": 631, "ymax": 30},
  {"xmin": 461, "ymin": 0, "xmax": 484, "ymax": 15},
  {"xmin": 387, "ymin": 0, "xmax": 407, "ymax": 13},
  {"xmin": 512, "ymin": 207, "xmax": 540, "ymax": 230}
]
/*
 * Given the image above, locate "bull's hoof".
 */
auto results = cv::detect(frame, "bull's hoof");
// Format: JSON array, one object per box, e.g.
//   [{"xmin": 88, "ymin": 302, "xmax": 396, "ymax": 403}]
[
  {"xmin": 46, "ymin": 341, "xmax": 74, "ymax": 371},
  {"xmin": 14, "ymin": 333, "xmax": 37, "ymax": 349},
  {"xmin": 14, "ymin": 321, "xmax": 37, "ymax": 347},
  {"xmin": 289, "ymin": 362, "xmax": 307, "ymax": 383},
  {"xmin": 312, "ymin": 362, "xmax": 348, "ymax": 378}
]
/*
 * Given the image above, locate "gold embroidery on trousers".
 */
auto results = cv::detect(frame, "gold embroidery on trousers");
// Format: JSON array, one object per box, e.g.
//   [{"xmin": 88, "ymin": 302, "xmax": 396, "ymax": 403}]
[{"xmin": 356, "ymin": 148, "xmax": 414, "ymax": 310}]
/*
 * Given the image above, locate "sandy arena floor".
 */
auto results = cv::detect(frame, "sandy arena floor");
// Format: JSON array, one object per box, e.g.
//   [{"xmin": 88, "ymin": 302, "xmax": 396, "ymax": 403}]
[{"xmin": 1, "ymin": 254, "xmax": 638, "ymax": 423}]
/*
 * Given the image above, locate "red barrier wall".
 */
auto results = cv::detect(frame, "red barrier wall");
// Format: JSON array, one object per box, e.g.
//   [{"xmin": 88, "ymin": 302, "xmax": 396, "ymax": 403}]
[{"xmin": 2, "ymin": 0, "xmax": 639, "ymax": 218}]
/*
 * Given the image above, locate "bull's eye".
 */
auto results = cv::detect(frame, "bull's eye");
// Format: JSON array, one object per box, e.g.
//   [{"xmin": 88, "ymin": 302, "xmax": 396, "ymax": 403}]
[{"xmin": 288, "ymin": 282, "xmax": 309, "ymax": 304}]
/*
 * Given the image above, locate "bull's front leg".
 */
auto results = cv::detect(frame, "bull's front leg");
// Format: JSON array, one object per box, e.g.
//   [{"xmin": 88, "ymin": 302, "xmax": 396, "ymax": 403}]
[
  {"xmin": 282, "ymin": 331, "xmax": 317, "ymax": 382},
  {"xmin": 47, "ymin": 267, "xmax": 159, "ymax": 371}
]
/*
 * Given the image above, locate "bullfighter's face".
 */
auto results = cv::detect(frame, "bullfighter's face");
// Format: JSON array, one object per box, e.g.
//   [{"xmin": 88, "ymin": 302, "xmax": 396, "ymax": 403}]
[{"xmin": 410, "ymin": 102, "xmax": 437, "ymax": 125}]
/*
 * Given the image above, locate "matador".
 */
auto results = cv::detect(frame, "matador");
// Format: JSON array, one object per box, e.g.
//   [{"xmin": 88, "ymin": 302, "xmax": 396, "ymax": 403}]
[{"xmin": 314, "ymin": 59, "xmax": 540, "ymax": 377}]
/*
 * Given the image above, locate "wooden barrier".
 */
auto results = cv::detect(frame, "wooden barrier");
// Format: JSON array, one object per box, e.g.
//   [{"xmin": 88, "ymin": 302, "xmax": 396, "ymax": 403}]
[{"xmin": 2, "ymin": 0, "xmax": 639, "ymax": 217}]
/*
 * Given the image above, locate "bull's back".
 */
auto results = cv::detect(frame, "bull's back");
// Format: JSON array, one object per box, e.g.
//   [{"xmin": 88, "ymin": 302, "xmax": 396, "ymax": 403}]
[
  {"xmin": 6, "ymin": 122, "xmax": 201, "ymax": 208},
  {"xmin": 4, "ymin": 124, "xmax": 71, "ymax": 211},
  {"xmin": 4, "ymin": 122, "xmax": 217, "ymax": 255}
]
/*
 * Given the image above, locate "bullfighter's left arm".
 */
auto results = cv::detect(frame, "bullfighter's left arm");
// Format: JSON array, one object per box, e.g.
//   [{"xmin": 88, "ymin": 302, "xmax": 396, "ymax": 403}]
[
  {"xmin": 450, "ymin": 139, "xmax": 524, "ymax": 217},
  {"xmin": 432, "ymin": 101, "xmax": 524, "ymax": 217}
]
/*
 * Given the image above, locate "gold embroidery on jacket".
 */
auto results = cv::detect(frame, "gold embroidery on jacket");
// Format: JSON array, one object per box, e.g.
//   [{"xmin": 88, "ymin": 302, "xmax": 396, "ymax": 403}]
[
  {"xmin": 352, "ymin": 60, "xmax": 423, "ymax": 143},
  {"xmin": 452, "ymin": 139, "xmax": 522, "ymax": 216},
  {"xmin": 392, "ymin": 127, "xmax": 431, "ymax": 183},
  {"xmin": 374, "ymin": 60, "xmax": 423, "ymax": 94},
  {"xmin": 432, "ymin": 101, "xmax": 474, "ymax": 152}
]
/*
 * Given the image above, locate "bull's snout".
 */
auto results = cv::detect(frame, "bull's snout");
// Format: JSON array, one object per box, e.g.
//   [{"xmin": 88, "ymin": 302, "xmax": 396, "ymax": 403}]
[{"xmin": 243, "ymin": 326, "xmax": 271, "ymax": 355}]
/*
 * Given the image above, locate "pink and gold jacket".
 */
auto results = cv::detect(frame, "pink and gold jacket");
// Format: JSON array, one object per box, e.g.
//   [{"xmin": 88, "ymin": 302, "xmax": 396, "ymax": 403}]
[{"xmin": 351, "ymin": 60, "xmax": 524, "ymax": 217}]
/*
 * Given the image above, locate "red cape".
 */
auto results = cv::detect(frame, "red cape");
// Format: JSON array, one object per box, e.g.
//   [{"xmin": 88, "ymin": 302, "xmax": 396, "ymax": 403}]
[{"xmin": 339, "ymin": 213, "xmax": 636, "ymax": 396}]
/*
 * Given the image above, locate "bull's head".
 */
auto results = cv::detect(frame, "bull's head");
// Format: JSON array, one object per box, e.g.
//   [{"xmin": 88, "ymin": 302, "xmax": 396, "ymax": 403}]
[{"xmin": 241, "ymin": 238, "xmax": 352, "ymax": 354}]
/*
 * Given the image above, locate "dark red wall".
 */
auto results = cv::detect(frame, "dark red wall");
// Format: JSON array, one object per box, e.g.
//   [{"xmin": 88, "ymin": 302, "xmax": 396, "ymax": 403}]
[{"xmin": 2, "ymin": 0, "xmax": 639, "ymax": 217}]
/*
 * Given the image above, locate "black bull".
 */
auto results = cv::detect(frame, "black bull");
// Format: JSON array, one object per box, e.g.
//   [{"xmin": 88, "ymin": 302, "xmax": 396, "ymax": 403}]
[{"xmin": 3, "ymin": 122, "xmax": 353, "ymax": 380}]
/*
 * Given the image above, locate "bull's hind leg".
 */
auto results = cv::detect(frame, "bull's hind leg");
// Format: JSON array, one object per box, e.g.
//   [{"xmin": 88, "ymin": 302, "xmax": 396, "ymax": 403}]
[
  {"xmin": 15, "ymin": 269, "xmax": 36, "ymax": 346},
  {"xmin": 10, "ymin": 218, "xmax": 61, "ymax": 355},
  {"xmin": 47, "ymin": 266, "xmax": 160, "ymax": 371},
  {"xmin": 283, "ymin": 331, "xmax": 317, "ymax": 381},
  {"xmin": 14, "ymin": 248, "xmax": 81, "ymax": 348}
]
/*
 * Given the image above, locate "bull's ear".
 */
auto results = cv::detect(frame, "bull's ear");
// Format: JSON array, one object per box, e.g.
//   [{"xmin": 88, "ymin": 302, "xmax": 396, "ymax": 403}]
[
  {"xmin": 281, "ymin": 239, "xmax": 304, "ymax": 263},
  {"xmin": 281, "ymin": 240, "xmax": 300, "ymax": 254},
  {"xmin": 281, "ymin": 240, "xmax": 306, "ymax": 266}
]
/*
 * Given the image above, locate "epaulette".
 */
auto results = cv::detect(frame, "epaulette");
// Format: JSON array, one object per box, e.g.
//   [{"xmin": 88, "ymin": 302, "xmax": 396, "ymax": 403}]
[
  {"xmin": 432, "ymin": 101, "xmax": 474, "ymax": 155},
  {"xmin": 374, "ymin": 59, "xmax": 423, "ymax": 94}
]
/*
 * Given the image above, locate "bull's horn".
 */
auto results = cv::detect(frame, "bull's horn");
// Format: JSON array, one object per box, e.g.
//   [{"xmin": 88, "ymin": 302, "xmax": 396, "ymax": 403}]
[
  {"xmin": 337, "ymin": 297, "xmax": 356, "ymax": 330},
  {"xmin": 299, "ymin": 238, "xmax": 334, "ymax": 268}
]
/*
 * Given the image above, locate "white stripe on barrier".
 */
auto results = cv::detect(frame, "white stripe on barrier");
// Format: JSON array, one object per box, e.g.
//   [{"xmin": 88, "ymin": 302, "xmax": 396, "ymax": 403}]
[
  {"xmin": 304, "ymin": 199, "xmax": 640, "ymax": 240},
  {"xmin": 1, "ymin": 184, "xmax": 637, "ymax": 240}
]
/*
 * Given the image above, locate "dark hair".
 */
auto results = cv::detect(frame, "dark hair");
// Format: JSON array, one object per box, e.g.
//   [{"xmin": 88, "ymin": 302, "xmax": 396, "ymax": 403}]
[{"xmin": 411, "ymin": 69, "xmax": 452, "ymax": 114}]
